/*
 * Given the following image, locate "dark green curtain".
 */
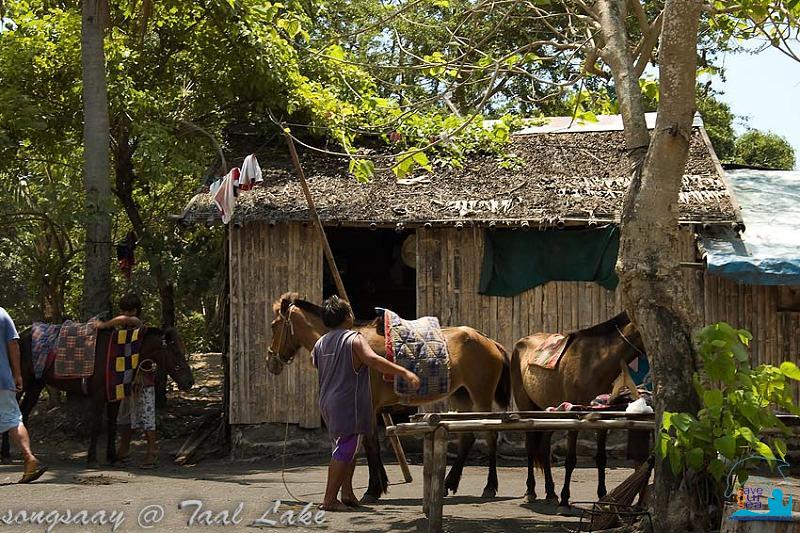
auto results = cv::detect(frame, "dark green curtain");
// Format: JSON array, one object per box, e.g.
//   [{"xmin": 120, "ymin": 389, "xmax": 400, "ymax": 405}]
[{"xmin": 478, "ymin": 226, "xmax": 620, "ymax": 297}]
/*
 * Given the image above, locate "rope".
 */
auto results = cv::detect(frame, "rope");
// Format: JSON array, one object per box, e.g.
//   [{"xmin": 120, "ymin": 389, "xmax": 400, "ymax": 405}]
[{"xmin": 281, "ymin": 420, "xmax": 306, "ymax": 504}]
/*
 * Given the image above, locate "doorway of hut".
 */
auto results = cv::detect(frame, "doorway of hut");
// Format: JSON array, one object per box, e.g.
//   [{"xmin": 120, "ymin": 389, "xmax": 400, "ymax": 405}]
[
  {"xmin": 323, "ymin": 226, "xmax": 418, "ymax": 425},
  {"xmin": 322, "ymin": 227, "xmax": 417, "ymax": 320}
]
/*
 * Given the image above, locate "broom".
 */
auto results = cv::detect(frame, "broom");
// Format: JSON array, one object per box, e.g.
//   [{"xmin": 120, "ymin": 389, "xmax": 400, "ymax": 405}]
[{"xmin": 590, "ymin": 455, "xmax": 655, "ymax": 531}]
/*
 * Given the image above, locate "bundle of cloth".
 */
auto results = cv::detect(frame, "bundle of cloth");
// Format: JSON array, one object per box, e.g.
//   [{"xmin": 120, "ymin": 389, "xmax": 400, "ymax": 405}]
[
  {"xmin": 546, "ymin": 388, "xmax": 653, "ymax": 413},
  {"xmin": 209, "ymin": 154, "xmax": 263, "ymax": 224}
]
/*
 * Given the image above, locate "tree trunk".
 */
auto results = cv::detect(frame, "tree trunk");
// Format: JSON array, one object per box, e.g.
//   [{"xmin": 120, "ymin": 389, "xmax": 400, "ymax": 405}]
[
  {"xmin": 81, "ymin": 0, "xmax": 112, "ymax": 319},
  {"xmin": 598, "ymin": 0, "xmax": 705, "ymax": 529},
  {"xmin": 112, "ymin": 122, "xmax": 177, "ymax": 330},
  {"xmin": 113, "ymin": 121, "xmax": 176, "ymax": 406}
]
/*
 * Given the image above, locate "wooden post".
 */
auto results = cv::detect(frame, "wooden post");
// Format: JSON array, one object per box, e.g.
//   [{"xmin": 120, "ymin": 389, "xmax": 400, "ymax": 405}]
[
  {"xmin": 382, "ymin": 412, "xmax": 413, "ymax": 482},
  {"xmin": 422, "ymin": 431, "xmax": 433, "ymax": 517},
  {"xmin": 428, "ymin": 427, "xmax": 448, "ymax": 533},
  {"xmin": 282, "ymin": 129, "xmax": 412, "ymax": 481},
  {"xmin": 282, "ymin": 130, "xmax": 348, "ymax": 300}
]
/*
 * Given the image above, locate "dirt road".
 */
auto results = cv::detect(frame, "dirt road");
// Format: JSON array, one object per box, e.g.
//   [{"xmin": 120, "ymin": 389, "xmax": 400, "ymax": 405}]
[{"xmin": 1, "ymin": 456, "xmax": 639, "ymax": 532}]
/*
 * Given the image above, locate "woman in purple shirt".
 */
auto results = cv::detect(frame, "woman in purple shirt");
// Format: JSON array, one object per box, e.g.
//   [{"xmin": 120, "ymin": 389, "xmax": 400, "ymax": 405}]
[{"xmin": 312, "ymin": 296, "xmax": 420, "ymax": 512}]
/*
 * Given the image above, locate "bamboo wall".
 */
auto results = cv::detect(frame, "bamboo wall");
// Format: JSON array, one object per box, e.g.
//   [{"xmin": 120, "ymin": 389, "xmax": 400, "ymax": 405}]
[
  {"xmin": 228, "ymin": 221, "xmax": 322, "ymax": 426},
  {"xmin": 228, "ymin": 222, "xmax": 799, "ymax": 425},
  {"xmin": 417, "ymin": 226, "xmax": 800, "ymax": 402}
]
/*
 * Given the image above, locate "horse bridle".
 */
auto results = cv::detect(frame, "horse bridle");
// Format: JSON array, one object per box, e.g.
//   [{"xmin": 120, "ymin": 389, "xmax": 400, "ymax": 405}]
[
  {"xmin": 268, "ymin": 304, "xmax": 296, "ymax": 364},
  {"xmin": 615, "ymin": 325, "xmax": 646, "ymax": 358}
]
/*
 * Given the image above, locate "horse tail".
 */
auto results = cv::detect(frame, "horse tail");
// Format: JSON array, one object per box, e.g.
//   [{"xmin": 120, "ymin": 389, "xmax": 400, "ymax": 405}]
[
  {"xmin": 493, "ymin": 341, "xmax": 512, "ymax": 409},
  {"xmin": 532, "ymin": 432, "xmax": 548, "ymax": 473}
]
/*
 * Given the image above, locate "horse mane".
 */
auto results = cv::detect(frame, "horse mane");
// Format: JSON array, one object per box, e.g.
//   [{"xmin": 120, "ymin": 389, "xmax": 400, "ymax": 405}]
[
  {"xmin": 573, "ymin": 311, "xmax": 631, "ymax": 337},
  {"xmin": 272, "ymin": 292, "xmax": 376, "ymax": 326}
]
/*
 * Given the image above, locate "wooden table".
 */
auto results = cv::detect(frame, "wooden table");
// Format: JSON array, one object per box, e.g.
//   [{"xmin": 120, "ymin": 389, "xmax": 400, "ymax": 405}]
[{"xmin": 387, "ymin": 411, "xmax": 656, "ymax": 533}]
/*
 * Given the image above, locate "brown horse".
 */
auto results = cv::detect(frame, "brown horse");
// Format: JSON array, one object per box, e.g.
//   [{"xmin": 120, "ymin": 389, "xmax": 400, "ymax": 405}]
[
  {"xmin": 510, "ymin": 311, "xmax": 648, "ymax": 513},
  {"xmin": 1, "ymin": 327, "xmax": 194, "ymax": 466},
  {"xmin": 266, "ymin": 293, "xmax": 511, "ymax": 502}
]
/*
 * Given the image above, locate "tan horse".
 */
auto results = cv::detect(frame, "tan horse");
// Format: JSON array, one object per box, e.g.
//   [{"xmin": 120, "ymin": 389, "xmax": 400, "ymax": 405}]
[
  {"xmin": 510, "ymin": 311, "xmax": 648, "ymax": 512},
  {"xmin": 266, "ymin": 292, "xmax": 511, "ymax": 502}
]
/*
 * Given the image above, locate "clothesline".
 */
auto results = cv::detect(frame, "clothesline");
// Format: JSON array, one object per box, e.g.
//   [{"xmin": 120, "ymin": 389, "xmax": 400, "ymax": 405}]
[{"xmin": 208, "ymin": 153, "xmax": 263, "ymax": 224}]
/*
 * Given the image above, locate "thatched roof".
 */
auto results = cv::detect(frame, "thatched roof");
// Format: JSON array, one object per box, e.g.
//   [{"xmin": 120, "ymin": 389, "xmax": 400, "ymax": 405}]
[{"xmin": 179, "ymin": 114, "xmax": 741, "ymax": 228}]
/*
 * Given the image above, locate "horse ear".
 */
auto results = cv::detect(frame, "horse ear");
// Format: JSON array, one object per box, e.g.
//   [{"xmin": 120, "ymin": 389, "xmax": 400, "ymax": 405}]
[{"xmin": 280, "ymin": 298, "xmax": 291, "ymax": 315}]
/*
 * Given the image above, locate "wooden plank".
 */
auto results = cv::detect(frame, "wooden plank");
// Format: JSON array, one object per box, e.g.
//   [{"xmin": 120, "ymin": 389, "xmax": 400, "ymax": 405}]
[
  {"xmin": 570, "ymin": 282, "xmax": 579, "ymax": 331},
  {"xmin": 228, "ymin": 228, "xmax": 240, "ymax": 424},
  {"xmin": 264, "ymin": 223, "xmax": 274, "ymax": 424},
  {"xmin": 428, "ymin": 427, "xmax": 448, "ymax": 533},
  {"xmin": 767, "ymin": 287, "xmax": 778, "ymax": 366},
  {"xmin": 422, "ymin": 432, "xmax": 433, "ymax": 517}
]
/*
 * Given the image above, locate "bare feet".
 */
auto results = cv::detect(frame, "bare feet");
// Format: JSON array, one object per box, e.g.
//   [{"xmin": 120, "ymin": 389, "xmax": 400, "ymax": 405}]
[{"xmin": 319, "ymin": 500, "xmax": 351, "ymax": 512}]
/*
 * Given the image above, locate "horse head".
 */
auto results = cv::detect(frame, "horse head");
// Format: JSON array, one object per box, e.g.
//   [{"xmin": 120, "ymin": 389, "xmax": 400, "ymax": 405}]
[
  {"xmin": 616, "ymin": 312, "xmax": 646, "ymax": 362},
  {"xmin": 267, "ymin": 293, "xmax": 307, "ymax": 375},
  {"xmin": 143, "ymin": 327, "xmax": 194, "ymax": 391}
]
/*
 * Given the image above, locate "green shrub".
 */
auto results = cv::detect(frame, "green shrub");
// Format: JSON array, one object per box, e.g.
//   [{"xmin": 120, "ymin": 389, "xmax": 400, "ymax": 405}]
[{"xmin": 658, "ymin": 322, "xmax": 799, "ymax": 488}]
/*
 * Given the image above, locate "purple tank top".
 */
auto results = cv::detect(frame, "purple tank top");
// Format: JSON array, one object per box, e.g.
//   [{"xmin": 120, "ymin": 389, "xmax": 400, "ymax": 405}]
[{"xmin": 312, "ymin": 329, "xmax": 374, "ymax": 437}]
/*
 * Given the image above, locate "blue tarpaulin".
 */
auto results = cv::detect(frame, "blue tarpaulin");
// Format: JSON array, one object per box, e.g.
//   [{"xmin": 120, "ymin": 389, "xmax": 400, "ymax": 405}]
[{"xmin": 700, "ymin": 169, "xmax": 800, "ymax": 285}]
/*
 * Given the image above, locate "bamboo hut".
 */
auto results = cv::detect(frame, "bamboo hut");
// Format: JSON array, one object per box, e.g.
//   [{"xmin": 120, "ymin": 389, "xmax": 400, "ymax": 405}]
[{"xmin": 180, "ymin": 113, "xmax": 800, "ymax": 432}]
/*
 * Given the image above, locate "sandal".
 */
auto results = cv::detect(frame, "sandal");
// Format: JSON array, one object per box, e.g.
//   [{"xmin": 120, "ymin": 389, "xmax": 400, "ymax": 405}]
[{"xmin": 18, "ymin": 463, "xmax": 47, "ymax": 484}]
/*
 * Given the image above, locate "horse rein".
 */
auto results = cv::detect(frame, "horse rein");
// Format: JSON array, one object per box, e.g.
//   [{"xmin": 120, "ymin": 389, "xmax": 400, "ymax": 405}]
[
  {"xmin": 268, "ymin": 304, "xmax": 296, "ymax": 364},
  {"xmin": 615, "ymin": 325, "xmax": 647, "ymax": 358}
]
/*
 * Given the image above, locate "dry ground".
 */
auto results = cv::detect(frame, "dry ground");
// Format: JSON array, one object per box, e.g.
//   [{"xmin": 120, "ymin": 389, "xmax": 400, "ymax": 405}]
[
  {"xmin": 1, "ymin": 456, "xmax": 644, "ymax": 532},
  {"xmin": 3, "ymin": 353, "xmax": 798, "ymax": 533}
]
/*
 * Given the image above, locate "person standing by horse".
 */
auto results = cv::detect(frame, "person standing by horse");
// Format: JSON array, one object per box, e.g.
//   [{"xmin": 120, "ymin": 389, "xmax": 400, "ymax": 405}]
[
  {"xmin": 92, "ymin": 293, "xmax": 157, "ymax": 468},
  {"xmin": 0, "ymin": 306, "xmax": 47, "ymax": 483},
  {"xmin": 313, "ymin": 296, "xmax": 421, "ymax": 512}
]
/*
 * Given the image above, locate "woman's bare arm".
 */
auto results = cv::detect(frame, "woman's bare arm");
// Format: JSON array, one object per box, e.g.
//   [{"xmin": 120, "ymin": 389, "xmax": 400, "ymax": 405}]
[{"xmin": 352, "ymin": 335, "xmax": 421, "ymax": 390}]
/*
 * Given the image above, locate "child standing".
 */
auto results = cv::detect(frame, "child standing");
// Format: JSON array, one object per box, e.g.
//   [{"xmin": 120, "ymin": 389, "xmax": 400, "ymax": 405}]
[
  {"xmin": 93, "ymin": 293, "xmax": 157, "ymax": 468},
  {"xmin": 312, "ymin": 296, "xmax": 420, "ymax": 512}
]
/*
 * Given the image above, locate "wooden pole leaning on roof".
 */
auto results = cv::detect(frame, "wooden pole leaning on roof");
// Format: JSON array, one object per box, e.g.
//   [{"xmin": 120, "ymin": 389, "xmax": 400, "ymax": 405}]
[{"xmin": 282, "ymin": 128, "xmax": 413, "ymax": 484}]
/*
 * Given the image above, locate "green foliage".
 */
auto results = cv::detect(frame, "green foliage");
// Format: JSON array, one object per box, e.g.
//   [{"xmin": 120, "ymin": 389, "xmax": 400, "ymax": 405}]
[
  {"xmin": 734, "ymin": 130, "xmax": 796, "ymax": 170},
  {"xmin": 658, "ymin": 322, "xmax": 800, "ymax": 491},
  {"xmin": 697, "ymin": 94, "xmax": 737, "ymax": 161}
]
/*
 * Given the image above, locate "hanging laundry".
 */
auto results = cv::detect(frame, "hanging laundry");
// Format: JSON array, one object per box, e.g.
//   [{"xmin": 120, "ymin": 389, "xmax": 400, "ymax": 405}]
[
  {"xmin": 239, "ymin": 154, "xmax": 263, "ymax": 191},
  {"xmin": 212, "ymin": 168, "xmax": 238, "ymax": 224},
  {"xmin": 230, "ymin": 167, "xmax": 241, "ymax": 193},
  {"xmin": 116, "ymin": 231, "xmax": 137, "ymax": 279}
]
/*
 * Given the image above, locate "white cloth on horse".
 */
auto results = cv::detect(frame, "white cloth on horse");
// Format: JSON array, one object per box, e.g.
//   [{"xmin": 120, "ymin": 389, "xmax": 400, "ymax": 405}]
[{"xmin": 239, "ymin": 154, "xmax": 262, "ymax": 190}]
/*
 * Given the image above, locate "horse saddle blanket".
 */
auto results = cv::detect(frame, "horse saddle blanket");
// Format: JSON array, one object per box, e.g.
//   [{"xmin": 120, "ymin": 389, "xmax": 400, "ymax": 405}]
[
  {"xmin": 378, "ymin": 308, "xmax": 450, "ymax": 397},
  {"xmin": 106, "ymin": 328, "xmax": 144, "ymax": 402},
  {"xmin": 54, "ymin": 320, "xmax": 97, "ymax": 379},
  {"xmin": 529, "ymin": 333, "xmax": 569, "ymax": 369},
  {"xmin": 32, "ymin": 322, "xmax": 62, "ymax": 380}
]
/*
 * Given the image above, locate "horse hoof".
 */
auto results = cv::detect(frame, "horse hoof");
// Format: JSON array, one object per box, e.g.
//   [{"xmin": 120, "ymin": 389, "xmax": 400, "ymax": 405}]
[
  {"xmin": 481, "ymin": 488, "xmax": 497, "ymax": 499},
  {"xmin": 545, "ymin": 495, "xmax": 559, "ymax": 505},
  {"xmin": 556, "ymin": 505, "xmax": 571, "ymax": 516},
  {"xmin": 525, "ymin": 493, "xmax": 537, "ymax": 503},
  {"xmin": 360, "ymin": 494, "xmax": 379, "ymax": 505}
]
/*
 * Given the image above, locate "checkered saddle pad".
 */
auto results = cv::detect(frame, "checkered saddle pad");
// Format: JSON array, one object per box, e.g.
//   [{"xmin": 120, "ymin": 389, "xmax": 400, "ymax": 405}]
[
  {"xmin": 54, "ymin": 320, "xmax": 98, "ymax": 379},
  {"xmin": 378, "ymin": 309, "xmax": 450, "ymax": 397},
  {"xmin": 32, "ymin": 322, "xmax": 61, "ymax": 379},
  {"xmin": 106, "ymin": 328, "xmax": 144, "ymax": 401},
  {"xmin": 529, "ymin": 333, "xmax": 570, "ymax": 369}
]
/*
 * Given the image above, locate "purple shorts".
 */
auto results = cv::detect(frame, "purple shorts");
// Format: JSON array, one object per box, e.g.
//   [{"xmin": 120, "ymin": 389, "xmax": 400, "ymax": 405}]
[{"xmin": 331, "ymin": 434, "xmax": 361, "ymax": 463}]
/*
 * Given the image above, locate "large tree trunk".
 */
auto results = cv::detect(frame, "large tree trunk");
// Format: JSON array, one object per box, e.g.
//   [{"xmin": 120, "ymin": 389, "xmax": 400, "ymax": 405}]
[
  {"xmin": 598, "ymin": 0, "xmax": 705, "ymax": 529},
  {"xmin": 81, "ymin": 0, "xmax": 112, "ymax": 319}
]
